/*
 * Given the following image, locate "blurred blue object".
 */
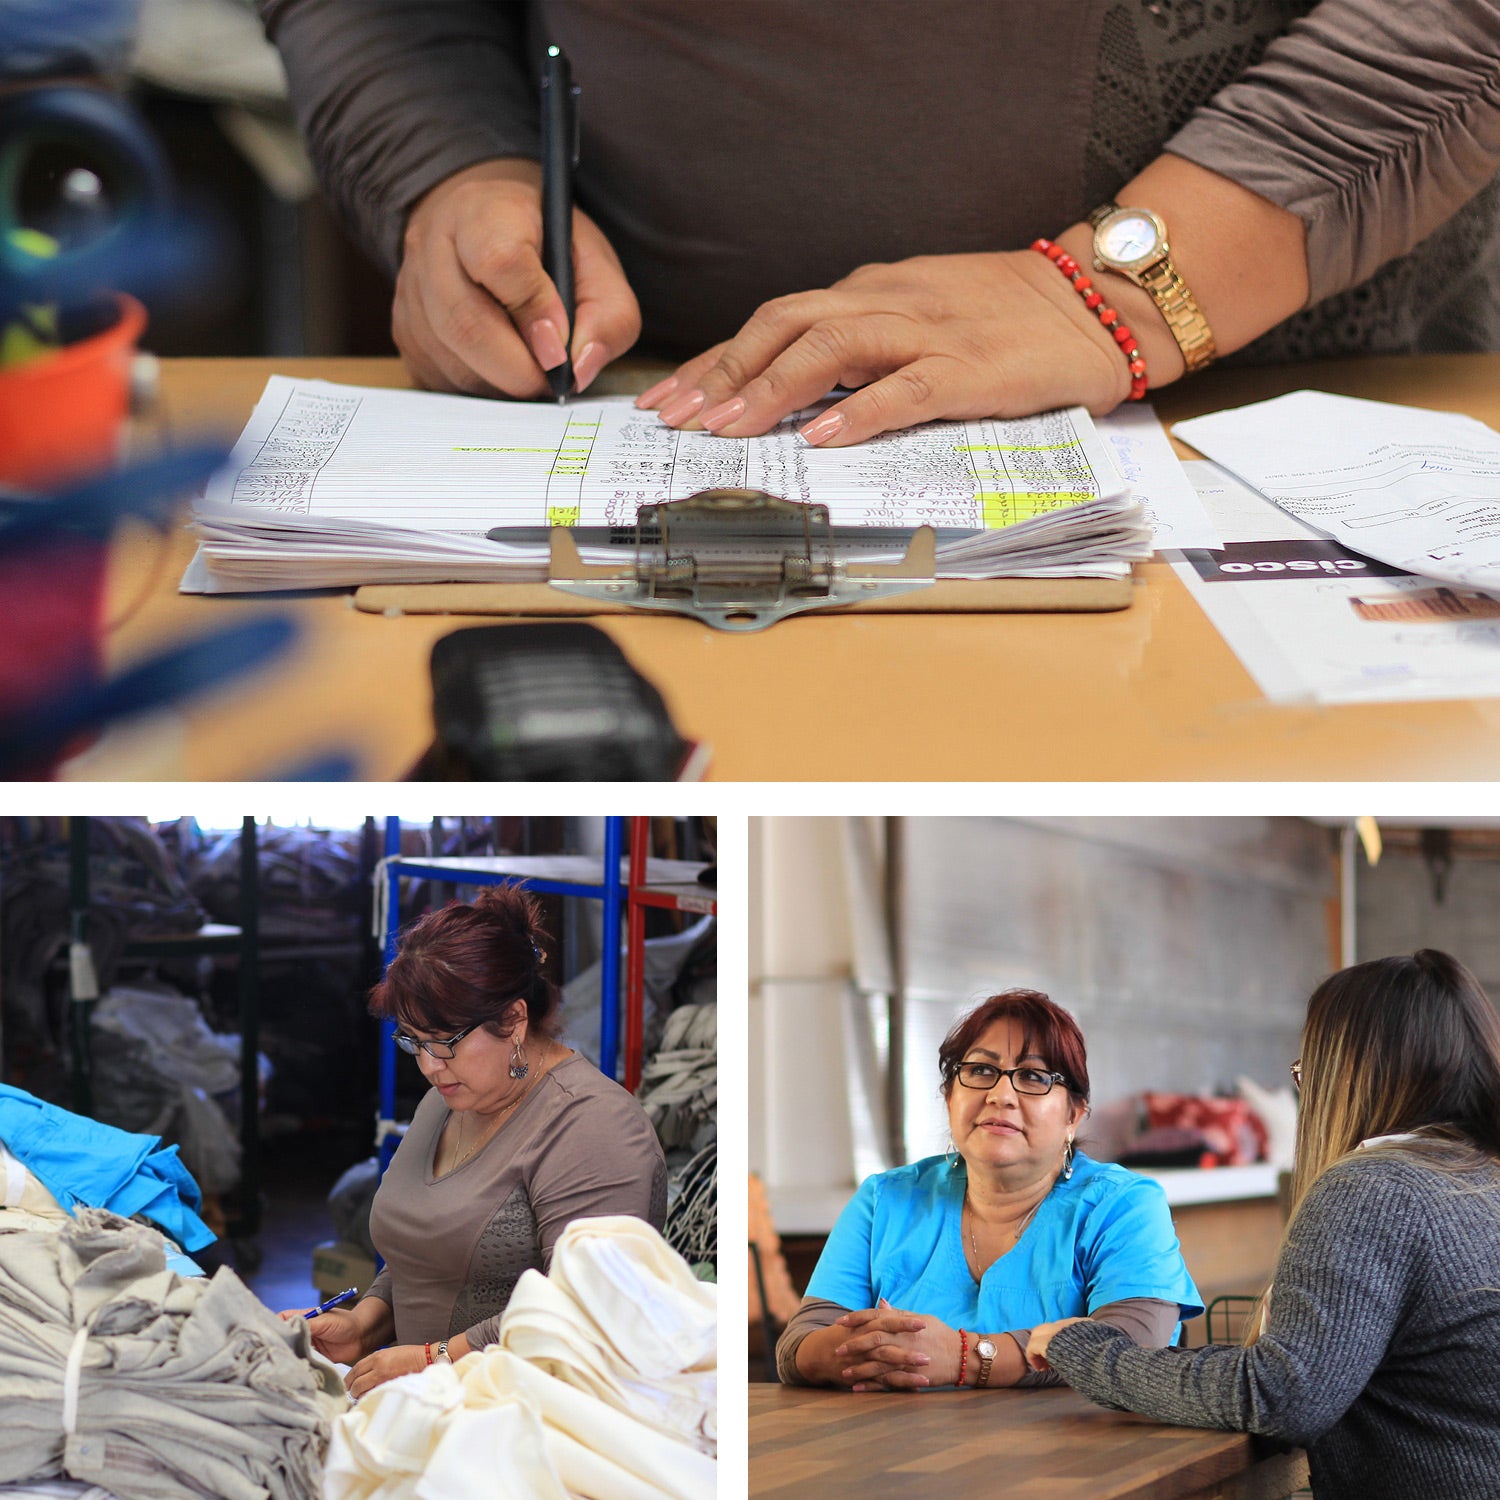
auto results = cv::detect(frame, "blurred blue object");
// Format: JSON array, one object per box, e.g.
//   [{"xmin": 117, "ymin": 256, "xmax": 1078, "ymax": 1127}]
[
  {"xmin": 0, "ymin": 442, "xmax": 225, "ymax": 532},
  {"xmin": 0, "ymin": 615, "xmax": 300, "ymax": 775},
  {"xmin": 0, "ymin": 0, "xmax": 142, "ymax": 81},
  {"xmin": 0, "ymin": 84, "xmax": 210, "ymax": 325}
]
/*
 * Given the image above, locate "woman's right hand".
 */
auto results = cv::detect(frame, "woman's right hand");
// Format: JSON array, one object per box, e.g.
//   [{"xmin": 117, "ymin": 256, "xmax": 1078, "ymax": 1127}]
[
  {"xmin": 280, "ymin": 1307, "xmax": 370, "ymax": 1365},
  {"xmin": 393, "ymin": 157, "xmax": 641, "ymax": 399}
]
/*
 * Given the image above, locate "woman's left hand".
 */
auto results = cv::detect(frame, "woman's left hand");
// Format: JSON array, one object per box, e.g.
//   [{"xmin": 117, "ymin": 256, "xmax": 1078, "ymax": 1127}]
[
  {"xmin": 639, "ymin": 250, "xmax": 1131, "ymax": 445},
  {"xmin": 345, "ymin": 1344, "xmax": 429, "ymax": 1400},
  {"xmin": 835, "ymin": 1306, "xmax": 963, "ymax": 1392},
  {"xmin": 1026, "ymin": 1317, "xmax": 1089, "ymax": 1373}
]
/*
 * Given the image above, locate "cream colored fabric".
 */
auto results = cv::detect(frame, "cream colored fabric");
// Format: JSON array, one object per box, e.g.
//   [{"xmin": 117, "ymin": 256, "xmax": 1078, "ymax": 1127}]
[
  {"xmin": 502, "ymin": 1215, "xmax": 716, "ymax": 1455},
  {"xmin": 0, "ymin": 1144, "xmax": 69, "ymax": 1223},
  {"xmin": 324, "ymin": 1218, "xmax": 717, "ymax": 1500}
]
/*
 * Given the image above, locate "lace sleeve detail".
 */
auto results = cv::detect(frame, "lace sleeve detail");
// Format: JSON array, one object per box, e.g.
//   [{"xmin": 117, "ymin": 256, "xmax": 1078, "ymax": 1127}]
[{"xmin": 451, "ymin": 1182, "xmax": 542, "ymax": 1344}]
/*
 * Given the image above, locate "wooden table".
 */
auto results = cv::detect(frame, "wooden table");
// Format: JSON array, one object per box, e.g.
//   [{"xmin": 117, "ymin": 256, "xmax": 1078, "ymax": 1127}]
[
  {"xmin": 65, "ymin": 352, "xmax": 1500, "ymax": 780},
  {"xmin": 750, "ymin": 1384, "xmax": 1309, "ymax": 1500}
]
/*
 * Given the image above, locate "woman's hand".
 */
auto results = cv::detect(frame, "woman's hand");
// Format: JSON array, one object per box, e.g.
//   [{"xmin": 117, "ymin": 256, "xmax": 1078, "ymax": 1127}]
[
  {"xmin": 278, "ymin": 1306, "xmax": 372, "ymax": 1366},
  {"xmin": 345, "ymin": 1344, "xmax": 430, "ymax": 1400},
  {"xmin": 834, "ymin": 1304, "xmax": 965, "ymax": 1392},
  {"xmin": 1026, "ymin": 1316, "xmax": 1089, "ymax": 1373},
  {"xmin": 638, "ymin": 250, "xmax": 1130, "ymax": 445},
  {"xmin": 395, "ymin": 157, "xmax": 641, "ymax": 399}
]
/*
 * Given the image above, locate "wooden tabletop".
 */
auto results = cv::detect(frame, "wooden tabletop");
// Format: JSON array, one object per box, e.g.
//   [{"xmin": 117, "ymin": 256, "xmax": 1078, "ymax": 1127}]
[
  {"xmin": 749, "ymin": 1384, "xmax": 1309, "ymax": 1500},
  {"xmin": 66, "ymin": 352, "xmax": 1500, "ymax": 781}
]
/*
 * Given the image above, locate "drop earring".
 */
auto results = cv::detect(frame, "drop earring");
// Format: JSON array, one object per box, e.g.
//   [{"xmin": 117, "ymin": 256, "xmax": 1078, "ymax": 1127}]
[
  {"xmin": 509, "ymin": 1035, "xmax": 529, "ymax": 1080},
  {"xmin": 946, "ymin": 1135, "xmax": 960, "ymax": 1171},
  {"xmin": 1062, "ymin": 1135, "xmax": 1075, "ymax": 1181}
]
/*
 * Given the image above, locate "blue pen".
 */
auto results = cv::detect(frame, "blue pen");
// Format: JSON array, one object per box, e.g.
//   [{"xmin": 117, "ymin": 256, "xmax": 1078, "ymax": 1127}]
[{"xmin": 305, "ymin": 1286, "xmax": 360, "ymax": 1319}]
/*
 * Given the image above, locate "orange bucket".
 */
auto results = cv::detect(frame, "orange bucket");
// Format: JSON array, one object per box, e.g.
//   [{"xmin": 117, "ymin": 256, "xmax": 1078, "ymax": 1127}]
[
  {"xmin": 0, "ymin": 291, "xmax": 145, "ymax": 490},
  {"xmin": 0, "ymin": 293, "xmax": 147, "ymax": 773}
]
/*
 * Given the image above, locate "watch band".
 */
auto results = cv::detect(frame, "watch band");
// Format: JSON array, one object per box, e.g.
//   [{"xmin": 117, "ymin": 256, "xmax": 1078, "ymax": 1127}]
[
  {"xmin": 974, "ymin": 1337, "xmax": 997, "ymax": 1388},
  {"xmin": 436, "ymin": 1339, "xmax": 452, "ymax": 1363},
  {"xmin": 1089, "ymin": 203, "xmax": 1216, "ymax": 373}
]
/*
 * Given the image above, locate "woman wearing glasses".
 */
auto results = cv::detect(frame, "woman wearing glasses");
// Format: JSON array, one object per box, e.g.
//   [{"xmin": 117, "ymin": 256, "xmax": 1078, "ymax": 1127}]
[
  {"xmin": 1028, "ymin": 950, "xmax": 1500, "ymax": 1498},
  {"xmin": 289, "ymin": 884, "xmax": 666, "ymax": 1399},
  {"xmin": 777, "ymin": 989, "xmax": 1200, "ymax": 1391}
]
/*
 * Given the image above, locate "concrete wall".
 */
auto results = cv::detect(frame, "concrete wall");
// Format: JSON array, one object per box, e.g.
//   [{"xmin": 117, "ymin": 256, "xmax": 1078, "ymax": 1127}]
[
  {"xmin": 1354, "ymin": 843, "xmax": 1500, "ymax": 994},
  {"xmin": 752, "ymin": 816, "xmax": 1337, "ymax": 1217}
]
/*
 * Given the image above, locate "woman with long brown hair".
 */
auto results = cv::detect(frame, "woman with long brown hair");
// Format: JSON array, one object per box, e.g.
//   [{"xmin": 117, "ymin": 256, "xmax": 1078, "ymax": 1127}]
[
  {"xmin": 1029, "ymin": 950, "xmax": 1500, "ymax": 1498},
  {"xmin": 282, "ymin": 885, "xmax": 666, "ymax": 1399}
]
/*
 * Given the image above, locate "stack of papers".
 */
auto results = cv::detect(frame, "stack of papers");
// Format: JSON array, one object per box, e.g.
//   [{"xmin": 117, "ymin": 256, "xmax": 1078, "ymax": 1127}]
[{"xmin": 181, "ymin": 378, "xmax": 1155, "ymax": 593}]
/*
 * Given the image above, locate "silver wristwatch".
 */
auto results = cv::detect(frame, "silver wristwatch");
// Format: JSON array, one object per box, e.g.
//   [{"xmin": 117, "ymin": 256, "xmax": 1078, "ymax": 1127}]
[{"xmin": 436, "ymin": 1339, "xmax": 452, "ymax": 1363}]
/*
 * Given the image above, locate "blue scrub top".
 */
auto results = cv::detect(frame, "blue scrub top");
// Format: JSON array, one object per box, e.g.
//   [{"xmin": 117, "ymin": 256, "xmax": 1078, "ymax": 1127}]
[{"xmin": 806, "ymin": 1151, "xmax": 1203, "ymax": 1336}]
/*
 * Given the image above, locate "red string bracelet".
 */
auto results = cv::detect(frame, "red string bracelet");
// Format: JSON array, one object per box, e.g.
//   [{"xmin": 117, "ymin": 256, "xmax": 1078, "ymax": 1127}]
[
  {"xmin": 957, "ymin": 1328, "xmax": 969, "ymax": 1387},
  {"xmin": 1031, "ymin": 238, "xmax": 1148, "ymax": 402}
]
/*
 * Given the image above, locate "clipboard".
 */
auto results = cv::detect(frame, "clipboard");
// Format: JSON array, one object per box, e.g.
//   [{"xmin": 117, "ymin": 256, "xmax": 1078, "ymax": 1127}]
[{"xmin": 352, "ymin": 488, "xmax": 1136, "ymax": 632}]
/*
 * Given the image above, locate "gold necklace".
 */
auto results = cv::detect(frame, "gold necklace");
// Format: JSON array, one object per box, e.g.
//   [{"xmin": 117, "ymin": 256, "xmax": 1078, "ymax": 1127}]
[
  {"xmin": 452, "ymin": 1070, "xmax": 538, "ymax": 1167},
  {"xmin": 963, "ymin": 1194, "xmax": 1040, "ymax": 1277}
]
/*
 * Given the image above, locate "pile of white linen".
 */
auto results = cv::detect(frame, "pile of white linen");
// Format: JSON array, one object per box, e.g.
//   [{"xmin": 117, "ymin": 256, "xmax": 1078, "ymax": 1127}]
[
  {"xmin": 325, "ymin": 1216, "xmax": 717, "ymax": 1500},
  {"xmin": 0, "ymin": 1209, "xmax": 347, "ymax": 1500}
]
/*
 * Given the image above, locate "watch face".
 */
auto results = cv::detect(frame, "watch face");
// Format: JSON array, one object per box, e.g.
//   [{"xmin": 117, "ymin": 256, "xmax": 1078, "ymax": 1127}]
[
  {"xmin": 976, "ymin": 1338, "xmax": 998, "ymax": 1358},
  {"xmin": 1097, "ymin": 211, "xmax": 1162, "ymax": 268}
]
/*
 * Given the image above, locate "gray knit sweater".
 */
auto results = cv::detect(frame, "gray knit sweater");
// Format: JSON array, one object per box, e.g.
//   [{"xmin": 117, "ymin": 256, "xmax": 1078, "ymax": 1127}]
[{"xmin": 1048, "ymin": 1151, "xmax": 1500, "ymax": 1500}]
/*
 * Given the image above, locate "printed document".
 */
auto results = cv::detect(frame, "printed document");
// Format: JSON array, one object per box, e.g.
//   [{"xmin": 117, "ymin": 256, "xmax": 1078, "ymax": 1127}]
[
  {"xmin": 1173, "ymin": 391, "xmax": 1500, "ymax": 591},
  {"xmin": 1167, "ymin": 461, "xmax": 1500, "ymax": 705}
]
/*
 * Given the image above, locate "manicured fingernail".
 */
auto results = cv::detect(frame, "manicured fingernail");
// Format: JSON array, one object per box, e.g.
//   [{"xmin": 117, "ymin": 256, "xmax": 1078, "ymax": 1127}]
[
  {"xmin": 572, "ymin": 342, "xmax": 604, "ymax": 392},
  {"xmin": 658, "ymin": 388, "xmax": 705, "ymax": 426},
  {"xmin": 529, "ymin": 318, "xmax": 567, "ymax": 371},
  {"xmin": 834, "ymin": 1345, "xmax": 847, "ymax": 1356},
  {"xmin": 799, "ymin": 410, "xmax": 846, "ymax": 446},
  {"xmin": 700, "ymin": 397, "xmax": 746, "ymax": 433},
  {"xmin": 912, "ymin": 1355, "xmax": 930, "ymax": 1365},
  {"xmin": 635, "ymin": 375, "xmax": 679, "ymax": 409}
]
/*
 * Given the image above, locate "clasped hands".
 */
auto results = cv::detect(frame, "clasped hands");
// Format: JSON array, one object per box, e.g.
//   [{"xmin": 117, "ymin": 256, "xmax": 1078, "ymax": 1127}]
[{"xmin": 395, "ymin": 160, "xmax": 1133, "ymax": 428}]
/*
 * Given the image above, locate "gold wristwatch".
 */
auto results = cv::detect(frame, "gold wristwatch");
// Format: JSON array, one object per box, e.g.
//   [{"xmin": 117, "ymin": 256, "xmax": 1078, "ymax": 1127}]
[
  {"xmin": 1089, "ymin": 203, "xmax": 1216, "ymax": 372},
  {"xmin": 973, "ymin": 1336, "xmax": 998, "ymax": 1387}
]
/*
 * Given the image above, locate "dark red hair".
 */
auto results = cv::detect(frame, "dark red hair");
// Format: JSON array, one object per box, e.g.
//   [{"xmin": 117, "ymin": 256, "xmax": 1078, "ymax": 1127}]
[
  {"xmin": 368, "ymin": 883, "xmax": 560, "ymax": 1039},
  {"xmin": 937, "ymin": 989, "xmax": 1090, "ymax": 1106}
]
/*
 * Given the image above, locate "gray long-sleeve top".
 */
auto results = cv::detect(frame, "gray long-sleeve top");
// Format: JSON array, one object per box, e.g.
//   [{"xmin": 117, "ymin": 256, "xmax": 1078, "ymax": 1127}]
[
  {"xmin": 260, "ymin": 0, "xmax": 1500, "ymax": 362},
  {"xmin": 1046, "ymin": 1151, "xmax": 1500, "ymax": 1500}
]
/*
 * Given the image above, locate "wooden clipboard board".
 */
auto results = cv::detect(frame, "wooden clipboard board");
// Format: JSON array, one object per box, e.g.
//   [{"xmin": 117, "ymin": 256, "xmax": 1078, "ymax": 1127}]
[{"xmin": 353, "ymin": 574, "xmax": 1134, "ymax": 617}]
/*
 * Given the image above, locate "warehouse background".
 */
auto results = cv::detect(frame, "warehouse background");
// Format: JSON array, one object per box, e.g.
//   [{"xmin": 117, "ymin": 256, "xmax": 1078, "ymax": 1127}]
[{"xmin": 0, "ymin": 813, "xmax": 717, "ymax": 1311}]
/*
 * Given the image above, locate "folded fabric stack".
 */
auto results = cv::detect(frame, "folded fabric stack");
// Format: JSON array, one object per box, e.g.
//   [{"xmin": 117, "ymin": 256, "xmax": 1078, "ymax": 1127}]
[
  {"xmin": 326, "ymin": 1216, "xmax": 717, "ymax": 1500},
  {"xmin": 0, "ymin": 1210, "xmax": 347, "ymax": 1500}
]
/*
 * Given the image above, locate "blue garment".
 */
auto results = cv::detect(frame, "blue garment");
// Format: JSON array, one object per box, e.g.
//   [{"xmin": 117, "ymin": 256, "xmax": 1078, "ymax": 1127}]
[
  {"xmin": 806, "ymin": 1152, "xmax": 1203, "ymax": 1337},
  {"xmin": 0, "ymin": 0, "xmax": 141, "ymax": 79},
  {"xmin": 0, "ymin": 1084, "xmax": 214, "ymax": 1252}
]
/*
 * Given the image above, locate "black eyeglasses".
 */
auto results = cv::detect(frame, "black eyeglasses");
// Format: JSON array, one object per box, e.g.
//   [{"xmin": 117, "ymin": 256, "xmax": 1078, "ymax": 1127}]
[
  {"xmin": 394, "ymin": 1021, "xmax": 483, "ymax": 1059},
  {"xmin": 953, "ymin": 1061, "xmax": 1066, "ymax": 1096},
  {"xmin": 1290, "ymin": 1059, "xmax": 1302, "ymax": 1090}
]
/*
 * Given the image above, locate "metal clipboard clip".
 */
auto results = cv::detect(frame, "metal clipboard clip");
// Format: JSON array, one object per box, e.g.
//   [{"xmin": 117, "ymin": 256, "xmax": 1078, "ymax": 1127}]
[{"xmin": 545, "ymin": 487, "xmax": 935, "ymax": 632}]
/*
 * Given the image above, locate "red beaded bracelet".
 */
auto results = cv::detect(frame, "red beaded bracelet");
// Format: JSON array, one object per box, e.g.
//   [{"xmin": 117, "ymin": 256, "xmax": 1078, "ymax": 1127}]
[
  {"xmin": 957, "ymin": 1328, "xmax": 969, "ymax": 1387},
  {"xmin": 424, "ymin": 1342, "xmax": 434, "ymax": 1366},
  {"xmin": 1031, "ymin": 238, "xmax": 1148, "ymax": 402}
]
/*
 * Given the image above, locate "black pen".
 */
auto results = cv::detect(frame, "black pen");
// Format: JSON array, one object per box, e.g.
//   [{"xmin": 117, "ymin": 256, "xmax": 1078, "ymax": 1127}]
[{"xmin": 541, "ymin": 44, "xmax": 580, "ymax": 403}]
